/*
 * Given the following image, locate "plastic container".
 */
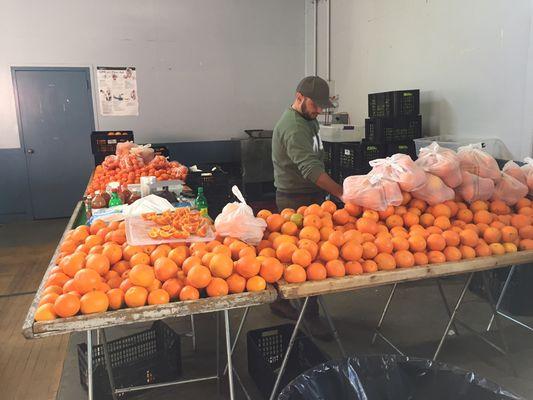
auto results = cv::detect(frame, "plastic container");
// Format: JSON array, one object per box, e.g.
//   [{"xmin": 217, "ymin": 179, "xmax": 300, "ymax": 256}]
[
  {"xmin": 365, "ymin": 115, "xmax": 422, "ymax": 143},
  {"xmin": 338, "ymin": 142, "xmax": 386, "ymax": 173},
  {"xmin": 78, "ymin": 321, "xmax": 181, "ymax": 400},
  {"xmin": 414, "ymin": 136, "xmax": 513, "ymax": 159},
  {"xmin": 368, "ymin": 89, "xmax": 420, "ymax": 118},
  {"xmin": 247, "ymin": 323, "xmax": 327, "ymax": 399},
  {"xmin": 318, "ymin": 125, "xmax": 362, "ymax": 143}
]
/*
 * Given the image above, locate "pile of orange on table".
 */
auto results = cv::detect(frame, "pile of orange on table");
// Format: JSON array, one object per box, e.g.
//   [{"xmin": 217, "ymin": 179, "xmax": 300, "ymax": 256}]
[
  {"xmin": 254, "ymin": 195, "xmax": 533, "ymax": 285},
  {"xmin": 34, "ymin": 219, "xmax": 270, "ymax": 322}
]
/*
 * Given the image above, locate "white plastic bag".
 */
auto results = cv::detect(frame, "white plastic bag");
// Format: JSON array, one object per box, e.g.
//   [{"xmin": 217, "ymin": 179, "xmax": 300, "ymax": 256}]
[
  {"xmin": 415, "ymin": 142, "xmax": 463, "ymax": 188},
  {"xmin": 411, "ymin": 173, "xmax": 455, "ymax": 205},
  {"xmin": 457, "ymin": 144, "xmax": 501, "ymax": 181},
  {"xmin": 214, "ymin": 186, "xmax": 267, "ymax": 245},
  {"xmin": 342, "ymin": 173, "xmax": 402, "ymax": 211},
  {"xmin": 502, "ymin": 160, "xmax": 527, "ymax": 185},
  {"xmin": 492, "ymin": 172, "xmax": 528, "ymax": 205},
  {"xmin": 123, "ymin": 194, "xmax": 174, "ymax": 217},
  {"xmin": 369, "ymin": 154, "xmax": 427, "ymax": 192},
  {"xmin": 521, "ymin": 157, "xmax": 533, "ymax": 196},
  {"xmin": 457, "ymin": 171, "xmax": 495, "ymax": 203},
  {"xmin": 131, "ymin": 144, "xmax": 155, "ymax": 164}
]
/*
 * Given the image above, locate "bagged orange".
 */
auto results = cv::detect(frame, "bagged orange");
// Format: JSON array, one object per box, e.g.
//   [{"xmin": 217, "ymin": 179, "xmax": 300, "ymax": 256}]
[
  {"xmin": 411, "ymin": 173, "xmax": 455, "ymax": 205},
  {"xmin": 457, "ymin": 171, "xmax": 495, "ymax": 203},
  {"xmin": 342, "ymin": 173, "xmax": 402, "ymax": 211},
  {"xmin": 521, "ymin": 157, "xmax": 533, "ymax": 196},
  {"xmin": 415, "ymin": 142, "xmax": 462, "ymax": 188},
  {"xmin": 502, "ymin": 160, "xmax": 527, "ymax": 185},
  {"xmin": 457, "ymin": 144, "xmax": 500, "ymax": 181},
  {"xmin": 369, "ymin": 154, "xmax": 427, "ymax": 192},
  {"xmin": 492, "ymin": 172, "xmax": 528, "ymax": 206}
]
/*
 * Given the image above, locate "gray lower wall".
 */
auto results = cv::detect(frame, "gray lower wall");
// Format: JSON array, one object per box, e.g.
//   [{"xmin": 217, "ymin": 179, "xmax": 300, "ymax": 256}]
[{"xmin": 0, "ymin": 149, "xmax": 32, "ymax": 222}]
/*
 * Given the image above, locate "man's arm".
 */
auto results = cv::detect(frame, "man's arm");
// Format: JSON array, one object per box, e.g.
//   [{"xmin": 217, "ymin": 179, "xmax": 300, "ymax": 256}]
[{"xmin": 315, "ymin": 172, "xmax": 343, "ymax": 199}]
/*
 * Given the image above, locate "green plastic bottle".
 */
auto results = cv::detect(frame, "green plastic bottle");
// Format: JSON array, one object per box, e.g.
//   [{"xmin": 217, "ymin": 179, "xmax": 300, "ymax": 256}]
[
  {"xmin": 195, "ymin": 187, "xmax": 208, "ymax": 217},
  {"xmin": 108, "ymin": 190, "xmax": 123, "ymax": 207}
]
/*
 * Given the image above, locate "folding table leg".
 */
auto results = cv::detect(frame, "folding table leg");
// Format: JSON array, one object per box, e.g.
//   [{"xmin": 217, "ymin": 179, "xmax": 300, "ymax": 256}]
[
  {"xmin": 433, "ymin": 273, "xmax": 474, "ymax": 361},
  {"xmin": 224, "ymin": 309, "xmax": 235, "ymax": 400},
  {"xmin": 436, "ymin": 278, "xmax": 459, "ymax": 336},
  {"xmin": 87, "ymin": 330, "xmax": 93, "ymax": 400},
  {"xmin": 317, "ymin": 296, "xmax": 347, "ymax": 357},
  {"xmin": 223, "ymin": 306, "xmax": 250, "ymax": 376},
  {"xmin": 486, "ymin": 265, "xmax": 515, "ymax": 332},
  {"xmin": 216, "ymin": 312, "xmax": 221, "ymax": 394},
  {"xmin": 371, "ymin": 283, "xmax": 397, "ymax": 345},
  {"xmin": 190, "ymin": 314, "xmax": 197, "ymax": 351},
  {"xmin": 269, "ymin": 296, "xmax": 310, "ymax": 400},
  {"xmin": 100, "ymin": 328, "xmax": 118, "ymax": 400}
]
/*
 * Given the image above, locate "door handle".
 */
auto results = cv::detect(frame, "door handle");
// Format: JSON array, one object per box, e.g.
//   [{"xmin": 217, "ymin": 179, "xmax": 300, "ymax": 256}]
[{"xmin": 26, "ymin": 148, "xmax": 35, "ymax": 154}]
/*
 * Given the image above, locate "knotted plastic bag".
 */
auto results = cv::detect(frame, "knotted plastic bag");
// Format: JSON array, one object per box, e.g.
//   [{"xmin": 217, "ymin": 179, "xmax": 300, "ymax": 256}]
[
  {"xmin": 411, "ymin": 172, "xmax": 455, "ymax": 205},
  {"xmin": 342, "ymin": 173, "xmax": 402, "ymax": 211},
  {"xmin": 415, "ymin": 142, "xmax": 463, "ymax": 188},
  {"xmin": 131, "ymin": 143, "xmax": 155, "ymax": 164},
  {"xmin": 116, "ymin": 141, "xmax": 137, "ymax": 157},
  {"xmin": 492, "ymin": 172, "xmax": 528, "ymax": 205},
  {"xmin": 457, "ymin": 144, "xmax": 501, "ymax": 181},
  {"xmin": 369, "ymin": 154, "xmax": 427, "ymax": 192},
  {"xmin": 214, "ymin": 186, "xmax": 267, "ymax": 245},
  {"xmin": 502, "ymin": 160, "xmax": 527, "ymax": 185},
  {"xmin": 457, "ymin": 171, "xmax": 495, "ymax": 203},
  {"xmin": 521, "ymin": 157, "xmax": 533, "ymax": 196}
]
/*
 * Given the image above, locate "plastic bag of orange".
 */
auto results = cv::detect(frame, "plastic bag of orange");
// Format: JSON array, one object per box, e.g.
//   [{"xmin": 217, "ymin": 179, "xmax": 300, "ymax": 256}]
[
  {"xmin": 369, "ymin": 154, "xmax": 427, "ymax": 192},
  {"xmin": 457, "ymin": 171, "xmax": 495, "ymax": 203},
  {"xmin": 415, "ymin": 142, "xmax": 463, "ymax": 188},
  {"xmin": 521, "ymin": 157, "xmax": 533, "ymax": 196},
  {"xmin": 214, "ymin": 186, "xmax": 267, "ymax": 245},
  {"xmin": 502, "ymin": 160, "xmax": 527, "ymax": 185},
  {"xmin": 116, "ymin": 141, "xmax": 137, "ymax": 156},
  {"xmin": 411, "ymin": 173, "xmax": 455, "ymax": 205},
  {"xmin": 131, "ymin": 144, "xmax": 155, "ymax": 164},
  {"xmin": 492, "ymin": 172, "xmax": 528, "ymax": 205},
  {"xmin": 457, "ymin": 144, "xmax": 500, "ymax": 181},
  {"xmin": 342, "ymin": 173, "xmax": 402, "ymax": 211}
]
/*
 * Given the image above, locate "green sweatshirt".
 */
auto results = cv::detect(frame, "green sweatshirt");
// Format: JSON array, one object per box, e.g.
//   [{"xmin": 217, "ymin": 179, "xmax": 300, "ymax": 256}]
[{"xmin": 272, "ymin": 107, "xmax": 325, "ymax": 194}]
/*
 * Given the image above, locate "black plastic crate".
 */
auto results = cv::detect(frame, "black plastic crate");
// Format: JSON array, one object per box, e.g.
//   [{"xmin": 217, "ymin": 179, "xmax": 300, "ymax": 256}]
[
  {"xmin": 322, "ymin": 141, "xmax": 340, "ymax": 181},
  {"xmin": 247, "ymin": 323, "xmax": 327, "ymax": 399},
  {"xmin": 77, "ymin": 321, "xmax": 181, "ymax": 399},
  {"xmin": 368, "ymin": 89, "xmax": 420, "ymax": 118},
  {"xmin": 365, "ymin": 115, "xmax": 422, "ymax": 143},
  {"xmin": 338, "ymin": 167, "xmax": 366, "ymax": 183},
  {"xmin": 386, "ymin": 141, "xmax": 417, "ymax": 159},
  {"xmin": 338, "ymin": 142, "xmax": 385, "ymax": 173},
  {"xmin": 91, "ymin": 131, "xmax": 134, "ymax": 154},
  {"xmin": 151, "ymin": 145, "xmax": 170, "ymax": 158}
]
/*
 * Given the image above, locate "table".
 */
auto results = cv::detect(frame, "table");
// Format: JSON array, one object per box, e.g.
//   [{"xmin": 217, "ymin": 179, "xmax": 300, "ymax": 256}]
[
  {"xmin": 22, "ymin": 201, "xmax": 277, "ymax": 400},
  {"xmin": 270, "ymin": 250, "xmax": 533, "ymax": 400}
]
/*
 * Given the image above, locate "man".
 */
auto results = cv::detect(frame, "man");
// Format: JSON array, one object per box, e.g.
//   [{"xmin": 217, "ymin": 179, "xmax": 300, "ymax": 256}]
[{"xmin": 270, "ymin": 76, "xmax": 343, "ymax": 339}]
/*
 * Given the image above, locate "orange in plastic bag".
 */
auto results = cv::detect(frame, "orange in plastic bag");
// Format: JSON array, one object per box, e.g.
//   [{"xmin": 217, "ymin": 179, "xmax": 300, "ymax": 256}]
[
  {"xmin": 369, "ymin": 154, "xmax": 427, "ymax": 192},
  {"xmin": 116, "ymin": 141, "xmax": 137, "ymax": 157},
  {"xmin": 342, "ymin": 173, "xmax": 402, "ymax": 211},
  {"xmin": 492, "ymin": 172, "xmax": 528, "ymax": 206},
  {"xmin": 457, "ymin": 171, "xmax": 495, "ymax": 203},
  {"xmin": 502, "ymin": 160, "xmax": 527, "ymax": 185},
  {"xmin": 411, "ymin": 173, "xmax": 455, "ymax": 205},
  {"xmin": 521, "ymin": 157, "xmax": 533, "ymax": 196},
  {"xmin": 415, "ymin": 142, "xmax": 462, "ymax": 188},
  {"xmin": 457, "ymin": 144, "xmax": 500, "ymax": 181}
]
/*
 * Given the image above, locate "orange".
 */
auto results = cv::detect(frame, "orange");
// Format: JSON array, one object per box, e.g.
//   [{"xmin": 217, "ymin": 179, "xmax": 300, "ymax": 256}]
[
  {"xmin": 107, "ymin": 288, "xmax": 125, "ymax": 310},
  {"xmin": 228, "ymin": 240, "xmax": 248, "ymax": 260},
  {"xmin": 344, "ymin": 202, "xmax": 362, "ymax": 217},
  {"xmin": 343, "ymin": 229, "xmax": 363, "ymax": 244},
  {"xmin": 80, "ymin": 290, "xmax": 109, "ymax": 314},
  {"xmin": 303, "ymin": 214, "xmax": 322, "ymax": 229},
  {"xmin": 395, "ymin": 250, "xmax": 415, "ymax": 268},
  {"xmin": 182, "ymin": 256, "xmax": 202, "ymax": 275},
  {"xmin": 390, "ymin": 236, "xmax": 409, "ymax": 251},
  {"xmin": 257, "ymin": 240, "xmax": 273, "ymax": 252},
  {"xmin": 483, "ymin": 227, "xmax": 502, "ymax": 244},
  {"xmin": 107, "ymin": 277, "xmax": 122, "ymax": 289},
  {"xmin": 443, "ymin": 246, "xmax": 462, "ymax": 262},
  {"xmin": 102, "ymin": 243, "xmax": 122, "ymax": 265},
  {"xmin": 413, "ymin": 252, "xmax": 429, "ymax": 266},
  {"xmin": 206, "ymin": 240, "xmax": 222, "ymax": 252},
  {"xmin": 108, "ymin": 230, "xmax": 126, "ymax": 245},
  {"xmin": 434, "ymin": 216, "xmax": 451, "ymax": 230},
  {"xmin": 112, "ymin": 260, "xmax": 130, "ymax": 276},
  {"xmin": 325, "ymin": 260, "xmax": 345, "ymax": 277},
  {"xmin": 299, "ymin": 226, "xmax": 321, "ymax": 243},
  {"xmin": 190, "ymin": 242, "xmax": 207, "ymax": 254},
  {"xmin": 419, "ymin": 213, "xmax": 435, "ymax": 228},
  {"xmin": 489, "ymin": 243, "xmax": 505, "ymax": 256},
  {"xmin": 432, "ymin": 204, "xmax": 451, "ymax": 218},
  {"xmin": 202, "ymin": 252, "xmax": 216, "ymax": 267},
  {"xmin": 187, "ymin": 265, "xmax": 212, "ymax": 289},
  {"xmin": 319, "ymin": 241, "xmax": 339, "ymax": 262},
  {"xmin": 259, "ymin": 257, "xmax": 284, "ymax": 283},
  {"xmin": 148, "ymin": 288, "xmax": 170, "ymax": 305},
  {"xmin": 162, "ymin": 278, "xmax": 184, "ymax": 300},
  {"xmin": 292, "ymin": 249, "xmax": 312, "ymax": 267},
  {"xmin": 89, "ymin": 219, "xmax": 106, "ymax": 235},
  {"xmin": 511, "ymin": 214, "xmax": 531, "ymax": 230},
  {"xmin": 284, "ymin": 264, "xmax": 306, "ymax": 283},
  {"xmin": 409, "ymin": 198, "xmax": 427, "ymax": 212},
  {"xmin": 407, "ymin": 235, "xmax": 426, "ymax": 252},
  {"xmin": 60, "ymin": 239, "xmax": 78, "ymax": 255},
  {"xmin": 460, "ymin": 245, "xmax": 476, "ymax": 259},
  {"xmin": 226, "ymin": 273, "xmax": 247, "ymax": 293},
  {"xmin": 470, "ymin": 200, "xmax": 489, "ymax": 212},
  {"xmin": 306, "ymin": 262, "xmax": 327, "ymax": 280},
  {"xmin": 519, "ymin": 239, "xmax": 533, "ymax": 250},
  {"xmin": 304, "ymin": 204, "xmax": 323, "ymax": 216},
  {"xmin": 298, "ymin": 239, "xmax": 319, "ymax": 260},
  {"xmin": 490, "ymin": 200, "xmax": 511, "ymax": 215},
  {"xmin": 130, "ymin": 252, "xmax": 151, "ymax": 267},
  {"xmin": 374, "ymin": 236, "xmax": 393, "ymax": 254},
  {"xmin": 239, "ymin": 247, "xmax": 257, "ymax": 259},
  {"xmin": 375, "ymin": 253, "xmax": 396, "ymax": 270},
  {"xmin": 273, "ymin": 234, "xmax": 297, "ymax": 250},
  {"xmin": 401, "ymin": 191, "xmax": 412, "ymax": 206},
  {"xmin": 427, "ymin": 234, "xmax": 446, "ymax": 251},
  {"xmin": 460, "ymin": 229, "xmax": 479, "ymax": 247},
  {"xmin": 209, "ymin": 254, "xmax": 234, "ymax": 279},
  {"xmin": 212, "ymin": 244, "xmax": 232, "ymax": 258},
  {"xmin": 356, "ymin": 218, "xmax": 378, "ymax": 235},
  {"xmin": 503, "ymin": 243, "xmax": 518, "ymax": 253},
  {"xmin": 246, "ymin": 276, "xmax": 267, "ymax": 292},
  {"xmin": 167, "ymin": 247, "xmax": 190, "ymax": 267},
  {"xmin": 86, "ymin": 253, "xmax": 111, "ymax": 276},
  {"xmin": 475, "ymin": 243, "xmax": 492, "ymax": 257},
  {"xmin": 154, "ymin": 257, "xmax": 179, "ymax": 281},
  {"xmin": 456, "ymin": 209, "xmax": 474, "ymax": 223},
  {"xmin": 235, "ymin": 255, "xmax": 261, "ymax": 278},
  {"xmin": 427, "ymin": 251, "xmax": 446, "ymax": 264},
  {"xmin": 516, "ymin": 198, "xmax": 531, "ymax": 210},
  {"xmin": 124, "ymin": 286, "xmax": 148, "ymax": 307},
  {"xmin": 519, "ymin": 207, "xmax": 533, "ymax": 216},
  {"xmin": 120, "ymin": 278, "xmax": 134, "ymax": 292},
  {"xmin": 319, "ymin": 226, "xmax": 334, "ymax": 242},
  {"xmin": 129, "ymin": 264, "xmax": 155, "ymax": 288},
  {"xmin": 395, "ymin": 206, "xmax": 408, "ymax": 216},
  {"xmin": 407, "ymin": 207, "xmax": 422, "ymax": 217},
  {"xmin": 34, "ymin": 303, "xmax": 57, "ymax": 321},
  {"xmin": 328, "ymin": 231, "xmax": 346, "ymax": 247},
  {"xmin": 321, "ymin": 200, "xmax": 337, "ymax": 214},
  {"xmin": 74, "ymin": 269, "xmax": 101, "ymax": 294},
  {"xmin": 402, "ymin": 213, "xmax": 419, "ymax": 228},
  {"xmin": 443, "ymin": 200, "xmax": 459, "ymax": 217},
  {"xmin": 386, "ymin": 215, "xmax": 404, "ymax": 229},
  {"xmin": 259, "ymin": 247, "xmax": 277, "ymax": 258},
  {"xmin": 71, "ymin": 226, "xmax": 89, "ymax": 243},
  {"xmin": 332, "ymin": 209, "xmax": 350, "ymax": 225},
  {"xmin": 344, "ymin": 261, "xmax": 362, "ymax": 275},
  {"xmin": 340, "ymin": 240, "xmax": 363, "ymax": 261},
  {"xmin": 39, "ymin": 293, "xmax": 60, "ymax": 306},
  {"xmin": 205, "ymin": 278, "xmax": 229, "ymax": 297},
  {"xmin": 179, "ymin": 285, "xmax": 200, "ymax": 301},
  {"xmin": 362, "ymin": 242, "xmax": 378, "ymax": 259},
  {"xmin": 390, "ymin": 226, "xmax": 409, "ymax": 238},
  {"xmin": 257, "ymin": 209, "xmax": 273, "ymax": 220},
  {"xmin": 442, "ymin": 230, "xmax": 460, "ymax": 247},
  {"xmin": 473, "ymin": 210, "xmax": 493, "ymax": 225},
  {"xmin": 85, "ymin": 234, "xmax": 104, "ymax": 248},
  {"xmin": 281, "ymin": 221, "xmax": 299, "ymax": 236},
  {"xmin": 53, "ymin": 293, "xmax": 81, "ymax": 318},
  {"xmin": 266, "ymin": 214, "xmax": 285, "ymax": 232},
  {"xmin": 150, "ymin": 247, "xmax": 170, "ymax": 264},
  {"xmin": 519, "ymin": 225, "xmax": 533, "ymax": 240},
  {"xmin": 43, "ymin": 285, "xmax": 63, "ymax": 296},
  {"xmin": 61, "ymin": 252, "xmax": 86, "ymax": 278},
  {"xmin": 276, "ymin": 242, "xmax": 297, "ymax": 263},
  {"xmin": 362, "ymin": 260, "xmax": 378, "ymax": 273},
  {"xmin": 281, "ymin": 208, "xmax": 296, "ymax": 220},
  {"xmin": 378, "ymin": 206, "xmax": 395, "ymax": 221}
]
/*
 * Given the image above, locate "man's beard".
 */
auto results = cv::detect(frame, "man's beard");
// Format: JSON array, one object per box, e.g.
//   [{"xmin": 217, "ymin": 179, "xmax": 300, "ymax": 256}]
[{"xmin": 301, "ymin": 100, "xmax": 319, "ymax": 120}]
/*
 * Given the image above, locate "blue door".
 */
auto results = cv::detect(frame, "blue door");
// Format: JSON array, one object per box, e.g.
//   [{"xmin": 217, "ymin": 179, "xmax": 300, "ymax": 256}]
[{"xmin": 13, "ymin": 68, "xmax": 95, "ymax": 219}]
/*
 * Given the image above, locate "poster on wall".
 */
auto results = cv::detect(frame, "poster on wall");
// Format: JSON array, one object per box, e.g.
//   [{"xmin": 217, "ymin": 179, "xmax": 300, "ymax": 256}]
[{"xmin": 96, "ymin": 66, "xmax": 139, "ymax": 116}]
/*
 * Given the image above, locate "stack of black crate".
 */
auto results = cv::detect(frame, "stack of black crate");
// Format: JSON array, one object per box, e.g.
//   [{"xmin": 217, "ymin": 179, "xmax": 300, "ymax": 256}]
[{"xmin": 366, "ymin": 90, "xmax": 422, "ymax": 159}]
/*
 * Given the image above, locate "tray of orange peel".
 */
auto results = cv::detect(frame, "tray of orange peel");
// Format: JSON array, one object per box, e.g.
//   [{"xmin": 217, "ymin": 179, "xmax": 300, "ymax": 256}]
[{"xmin": 126, "ymin": 208, "xmax": 215, "ymax": 246}]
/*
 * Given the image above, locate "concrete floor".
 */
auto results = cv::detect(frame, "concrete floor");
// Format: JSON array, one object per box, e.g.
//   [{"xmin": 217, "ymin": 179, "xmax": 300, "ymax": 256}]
[{"xmin": 3, "ymin": 219, "xmax": 533, "ymax": 400}]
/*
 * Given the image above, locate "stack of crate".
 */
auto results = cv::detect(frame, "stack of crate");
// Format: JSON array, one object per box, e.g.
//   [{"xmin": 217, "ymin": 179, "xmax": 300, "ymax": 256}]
[{"xmin": 366, "ymin": 90, "xmax": 421, "ymax": 159}]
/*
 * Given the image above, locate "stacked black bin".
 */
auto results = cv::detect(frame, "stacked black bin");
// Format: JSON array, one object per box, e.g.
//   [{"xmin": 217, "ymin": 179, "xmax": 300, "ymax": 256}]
[{"xmin": 366, "ymin": 90, "xmax": 421, "ymax": 159}]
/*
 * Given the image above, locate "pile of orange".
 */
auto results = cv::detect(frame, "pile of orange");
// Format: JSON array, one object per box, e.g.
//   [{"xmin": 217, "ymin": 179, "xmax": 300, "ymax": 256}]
[
  {"xmin": 254, "ymin": 195, "xmax": 533, "ymax": 284},
  {"xmin": 34, "ymin": 219, "xmax": 269, "ymax": 322}
]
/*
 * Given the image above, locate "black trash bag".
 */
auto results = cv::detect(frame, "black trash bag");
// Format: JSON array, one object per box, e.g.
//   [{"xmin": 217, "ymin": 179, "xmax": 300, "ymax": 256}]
[{"xmin": 278, "ymin": 355, "xmax": 523, "ymax": 400}]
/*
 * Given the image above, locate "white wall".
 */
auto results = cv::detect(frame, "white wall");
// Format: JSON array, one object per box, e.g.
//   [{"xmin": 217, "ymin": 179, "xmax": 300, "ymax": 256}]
[
  {"xmin": 314, "ymin": 0, "xmax": 533, "ymax": 159},
  {"xmin": 0, "ymin": 0, "xmax": 305, "ymax": 149}
]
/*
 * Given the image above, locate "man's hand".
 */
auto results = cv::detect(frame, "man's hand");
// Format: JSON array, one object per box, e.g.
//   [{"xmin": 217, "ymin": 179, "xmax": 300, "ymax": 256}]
[{"xmin": 315, "ymin": 172, "xmax": 343, "ymax": 200}]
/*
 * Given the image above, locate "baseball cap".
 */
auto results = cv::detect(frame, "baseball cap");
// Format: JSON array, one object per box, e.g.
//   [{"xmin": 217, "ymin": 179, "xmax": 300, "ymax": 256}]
[{"xmin": 296, "ymin": 76, "xmax": 334, "ymax": 109}]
